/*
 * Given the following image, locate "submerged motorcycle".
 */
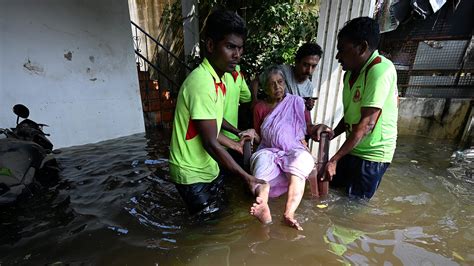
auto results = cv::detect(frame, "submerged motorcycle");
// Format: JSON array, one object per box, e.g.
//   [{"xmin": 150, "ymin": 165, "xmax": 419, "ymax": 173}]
[{"xmin": 0, "ymin": 104, "xmax": 58, "ymax": 204}]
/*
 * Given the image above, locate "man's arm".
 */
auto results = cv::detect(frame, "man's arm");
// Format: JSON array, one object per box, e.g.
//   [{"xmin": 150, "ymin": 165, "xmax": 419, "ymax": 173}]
[
  {"xmin": 325, "ymin": 107, "xmax": 381, "ymax": 180},
  {"xmin": 305, "ymin": 112, "xmax": 334, "ymax": 141},
  {"xmin": 304, "ymin": 98, "xmax": 316, "ymax": 111},
  {"xmin": 222, "ymin": 119, "xmax": 241, "ymax": 136},
  {"xmin": 194, "ymin": 119, "xmax": 253, "ymax": 182},
  {"xmin": 332, "ymin": 118, "xmax": 346, "ymax": 139},
  {"xmin": 307, "ymin": 124, "xmax": 334, "ymax": 141},
  {"xmin": 222, "ymin": 118, "xmax": 260, "ymax": 143},
  {"xmin": 217, "ymin": 132, "xmax": 244, "ymax": 154}
]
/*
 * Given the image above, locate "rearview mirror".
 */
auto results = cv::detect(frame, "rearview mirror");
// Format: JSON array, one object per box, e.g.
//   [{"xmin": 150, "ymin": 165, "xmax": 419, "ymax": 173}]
[{"xmin": 13, "ymin": 104, "xmax": 29, "ymax": 119}]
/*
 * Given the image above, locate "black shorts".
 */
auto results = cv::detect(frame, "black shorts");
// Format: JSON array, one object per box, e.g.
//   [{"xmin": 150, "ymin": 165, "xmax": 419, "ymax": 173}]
[
  {"xmin": 174, "ymin": 175, "xmax": 226, "ymax": 216},
  {"xmin": 330, "ymin": 154, "xmax": 390, "ymax": 199}
]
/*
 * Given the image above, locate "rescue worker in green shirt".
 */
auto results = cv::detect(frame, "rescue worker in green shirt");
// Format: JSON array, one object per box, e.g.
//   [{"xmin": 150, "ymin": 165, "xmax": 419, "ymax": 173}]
[
  {"xmin": 325, "ymin": 17, "xmax": 398, "ymax": 199},
  {"xmin": 222, "ymin": 65, "xmax": 252, "ymax": 140},
  {"xmin": 220, "ymin": 65, "xmax": 257, "ymax": 164},
  {"xmin": 169, "ymin": 9, "xmax": 271, "ymax": 224}
]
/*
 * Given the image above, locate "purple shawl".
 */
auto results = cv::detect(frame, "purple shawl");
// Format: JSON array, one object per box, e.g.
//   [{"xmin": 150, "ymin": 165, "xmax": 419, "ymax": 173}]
[{"xmin": 259, "ymin": 94, "xmax": 307, "ymax": 151}]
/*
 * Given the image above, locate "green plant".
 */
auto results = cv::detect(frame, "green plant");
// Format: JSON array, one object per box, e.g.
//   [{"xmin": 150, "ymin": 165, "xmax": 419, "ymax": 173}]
[
  {"xmin": 195, "ymin": 0, "xmax": 319, "ymax": 78},
  {"xmin": 158, "ymin": 0, "xmax": 319, "ymax": 79},
  {"xmin": 242, "ymin": 2, "xmax": 319, "ymax": 78}
]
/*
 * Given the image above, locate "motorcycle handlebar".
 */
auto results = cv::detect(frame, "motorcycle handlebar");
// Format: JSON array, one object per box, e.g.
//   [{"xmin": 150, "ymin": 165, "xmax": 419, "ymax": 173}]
[{"xmin": 0, "ymin": 128, "xmax": 13, "ymax": 138}]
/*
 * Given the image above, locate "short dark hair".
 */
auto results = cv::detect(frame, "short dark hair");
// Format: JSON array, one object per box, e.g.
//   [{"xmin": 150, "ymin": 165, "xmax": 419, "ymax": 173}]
[
  {"xmin": 203, "ymin": 9, "xmax": 247, "ymax": 42},
  {"xmin": 295, "ymin": 43, "xmax": 323, "ymax": 62},
  {"xmin": 338, "ymin": 17, "xmax": 380, "ymax": 51}
]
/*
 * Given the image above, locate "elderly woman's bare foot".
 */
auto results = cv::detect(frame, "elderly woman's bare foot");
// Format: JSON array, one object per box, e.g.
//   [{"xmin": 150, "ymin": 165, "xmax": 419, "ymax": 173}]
[
  {"xmin": 283, "ymin": 215, "xmax": 303, "ymax": 231},
  {"xmin": 250, "ymin": 197, "xmax": 272, "ymax": 224}
]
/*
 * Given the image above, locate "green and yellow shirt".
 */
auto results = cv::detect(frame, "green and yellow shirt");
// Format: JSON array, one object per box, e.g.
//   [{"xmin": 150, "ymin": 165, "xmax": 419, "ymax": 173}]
[
  {"xmin": 222, "ymin": 65, "xmax": 251, "ymax": 141},
  {"xmin": 342, "ymin": 50, "xmax": 398, "ymax": 162},
  {"xmin": 169, "ymin": 58, "xmax": 226, "ymax": 184}
]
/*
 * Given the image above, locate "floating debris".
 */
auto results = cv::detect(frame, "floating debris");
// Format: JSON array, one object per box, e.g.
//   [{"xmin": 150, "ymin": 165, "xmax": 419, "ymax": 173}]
[
  {"xmin": 131, "ymin": 159, "xmax": 168, "ymax": 167},
  {"xmin": 452, "ymin": 251, "xmax": 465, "ymax": 261},
  {"xmin": 448, "ymin": 148, "xmax": 473, "ymax": 182},
  {"xmin": 107, "ymin": 226, "xmax": 128, "ymax": 235},
  {"xmin": 145, "ymin": 159, "xmax": 168, "ymax": 165}
]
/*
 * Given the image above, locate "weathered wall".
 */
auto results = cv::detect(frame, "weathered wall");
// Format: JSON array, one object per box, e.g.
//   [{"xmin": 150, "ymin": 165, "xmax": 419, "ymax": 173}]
[
  {"xmin": 128, "ymin": 0, "xmax": 171, "ymax": 66},
  {"xmin": 128, "ymin": 0, "xmax": 185, "ymax": 71},
  {"xmin": 398, "ymin": 98, "xmax": 472, "ymax": 140},
  {"xmin": 0, "ymin": 0, "xmax": 145, "ymax": 148},
  {"xmin": 128, "ymin": 0, "xmax": 187, "ymax": 99},
  {"xmin": 460, "ymin": 107, "xmax": 473, "ymax": 148},
  {"xmin": 128, "ymin": 0, "xmax": 192, "ymax": 61}
]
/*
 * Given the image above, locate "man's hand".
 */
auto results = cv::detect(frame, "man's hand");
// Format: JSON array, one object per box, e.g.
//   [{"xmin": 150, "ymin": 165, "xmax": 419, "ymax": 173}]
[
  {"xmin": 239, "ymin": 128, "xmax": 260, "ymax": 144},
  {"xmin": 323, "ymin": 107, "xmax": 382, "ymax": 182},
  {"xmin": 324, "ymin": 160, "xmax": 337, "ymax": 181},
  {"xmin": 196, "ymin": 120, "xmax": 252, "ymax": 180},
  {"xmin": 310, "ymin": 124, "xmax": 334, "ymax": 141},
  {"xmin": 236, "ymin": 135, "xmax": 254, "ymax": 154},
  {"xmin": 218, "ymin": 133, "xmax": 245, "ymax": 154},
  {"xmin": 303, "ymin": 97, "xmax": 316, "ymax": 111}
]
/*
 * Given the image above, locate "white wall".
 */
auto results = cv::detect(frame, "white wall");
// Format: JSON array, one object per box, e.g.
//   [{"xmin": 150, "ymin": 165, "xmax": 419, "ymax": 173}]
[
  {"xmin": 310, "ymin": 0, "xmax": 375, "ymax": 156},
  {"xmin": 181, "ymin": 0, "xmax": 200, "ymax": 65},
  {"xmin": 0, "ymin": 0, "xmax": 145, "ymax": 148}
]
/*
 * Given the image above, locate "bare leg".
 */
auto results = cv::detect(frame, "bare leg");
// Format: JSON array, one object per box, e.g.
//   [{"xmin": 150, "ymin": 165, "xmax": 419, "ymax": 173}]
[
  {"xmin": 283, "ymin": 174, "xmax": 305, "ymax": 230},
  {"xmin": 248, "ymin": 178, "xmax": 272, "ymax": 224}
]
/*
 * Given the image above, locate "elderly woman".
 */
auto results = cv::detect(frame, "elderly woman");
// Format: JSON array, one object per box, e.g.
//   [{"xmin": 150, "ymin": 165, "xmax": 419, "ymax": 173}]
[{"xmin": 250, "ymin": 66, "xmax": 327, "ymax": 230}]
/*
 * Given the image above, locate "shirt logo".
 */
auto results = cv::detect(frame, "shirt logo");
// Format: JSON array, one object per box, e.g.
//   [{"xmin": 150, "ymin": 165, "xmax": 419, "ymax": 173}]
[
  {"xmin": 345, "ymin": 122, "xmax": 351, "ymax": 133},
  {"xmin": 353, "ymin": 88, "xmax": 361, "ymax": 102}
]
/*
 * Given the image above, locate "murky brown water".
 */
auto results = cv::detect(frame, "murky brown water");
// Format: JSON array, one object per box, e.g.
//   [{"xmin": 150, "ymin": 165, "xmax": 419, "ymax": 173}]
[{"xmin": 0, "ymin": 132, "xmax": 472, "ymax": 265}]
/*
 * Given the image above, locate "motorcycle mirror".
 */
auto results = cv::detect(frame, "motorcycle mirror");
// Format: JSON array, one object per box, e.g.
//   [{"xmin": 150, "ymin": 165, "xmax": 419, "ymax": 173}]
[
  {"xmin": 13, "ymin": 104, "xmax": 29, "ymax": 118},
  {"xmin": 13, "ymin": 104, "xmax": 29, "ymax": 124}
]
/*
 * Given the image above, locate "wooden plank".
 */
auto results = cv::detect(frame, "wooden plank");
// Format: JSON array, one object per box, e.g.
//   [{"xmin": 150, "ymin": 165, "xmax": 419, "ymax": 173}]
[
  {"xmin": 363, "ymin": 0, "xmax": 376, "ymax": 18},
  {"xmin": 311, "ymin": 0, "xmax": 344, "ymax": 154},
  {"xmin": 316, "ymin": 0, "xmax": 341, "ymax": 124},
  {"xmin": 312, "ymin": 0, "xmax": 330, "ymax": 100},
  {"xmin": 326, "ymin": 0, "xmax": 351, "ymax": 124},
  {"xmin": 309, "ymin": 0, "xmax": 330, "ymax": 153},
  {"xmin": 310, "ymin": 0, "xmax": 377, "ymax": 157},
  {"xmin": 313, "ymin": 0, "xmax": 336, "ymax": 121},
  {"xmin": 325, "ymin": 1, "xmax": 353, "ymax": 156},
  {"xmin": 312, "ymin": 0, "xmax": 330, "ymax": 90},
  {"xmin": 350, "ymin": 0, "xmax": 363, "ymax": 19}
]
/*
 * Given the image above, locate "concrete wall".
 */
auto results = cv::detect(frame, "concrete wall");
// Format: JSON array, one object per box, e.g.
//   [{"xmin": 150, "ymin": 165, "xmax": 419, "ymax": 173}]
[
  {"xmin": 128, "ymin": 0, "xmax": 170, "ymax": 69},
  {"xmin": 0, "ymin": 0, "xmax": 145, "ymax": 148},
  {"xmin": 460, "ymin": 107, "xmax": 473, "ymax": 148},
  {"xmin": 398, "ymin": 98, "xmax": 472, "ymax": 140},
  {"xmin": 180, "ymin": 0, "xmax": 200, "ymax": 64}
]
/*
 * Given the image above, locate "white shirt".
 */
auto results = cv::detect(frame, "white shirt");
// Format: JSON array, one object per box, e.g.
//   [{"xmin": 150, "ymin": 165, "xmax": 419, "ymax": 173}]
[{"xmin": 279, "ymin": 64, "xmax": 314, "ymax": 97}]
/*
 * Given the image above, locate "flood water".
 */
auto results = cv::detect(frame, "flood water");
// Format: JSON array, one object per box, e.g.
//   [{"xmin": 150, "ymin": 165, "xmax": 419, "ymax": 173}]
[{"xmin": 1, "ymin": 131, "xmax": 472, "ymax": 265}]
